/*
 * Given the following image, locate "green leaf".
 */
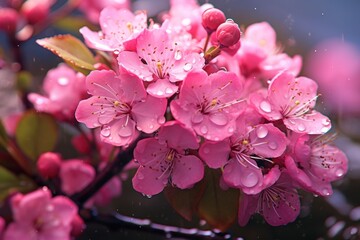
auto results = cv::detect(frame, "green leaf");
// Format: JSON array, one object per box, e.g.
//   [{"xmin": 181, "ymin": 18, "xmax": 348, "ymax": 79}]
[
  {"xmin": 0, "ymin": 120, "xmax": 8, "ymax": 145},
  {"xmin": 165, "ymin": 181, "xmax": 206, "ymax": 221},
  {"xmin": 36, "ymin": 34, "xmax": 96, "ymax": 75},
  {"xmin": 0, "ymin": 166, "xmax": 19, "ymax": 201},
  {"xmin": 197, "ymin": 168, "xmax": 240, "ymax": 231},
  {"xmin": 15, "ymin": 111, "xmax": 58, "ymax": 161},
  {"xmin": 55, "ymin": 16, "xmax": 98, "ymax": 33}
]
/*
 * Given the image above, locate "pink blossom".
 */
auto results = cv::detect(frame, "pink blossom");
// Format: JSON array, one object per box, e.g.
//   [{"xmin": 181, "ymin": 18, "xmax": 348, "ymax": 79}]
[
  {"xmin": 200, "ymin": 106, "xmax": 287, "ymax": 194},
  {"xmin": 250, "ymin": 71, "xmax": 331, "ymax": 134},
  {"xmin": 0, "ymin": 217, "xmax": 5, "ymax": 238},
  {"xmin": 78, "ymin": 0, "xmax": 130, "ymax": 24},
  {"xmin": 75, "ymin": 70, "xmax": 167, "ymax": 146},
  {"xmin": 118, "ymin": 28, "xmax": 204, "ymax": 98},
  {"xmin": 132, "ymin": 121, "xmax": 204, "ymax": 195},
  {"xmin": 59, "ymin": 159, "xmax": 95, "ymax": 195},
  {"xmin": 285, "ymin": 133, "xmax": 348, "ymax": 196},
  {"xmin": 21, "ymin": 0, "xmax": 55, "ymax": 25},
  {"xmin": 80, "ymin": 7, "xmax": 146, "ymax": 52},
  {"xmin": 3, "ymin": 187, "xmax": 77, "ymax": 240},
  {"xmin": 237, "ymin": 22, "xmax": 302, "ymax": 79},
  {"xmin": 170, "ymin": 70, "xmax": 244, "ymax": 141},
  {"xmin": 28, "ymin": 64, "xmax": 87, "ymax": 120},
  {"xmin": 37, "ymin": 152, "xmax": 62, "ymax": 179},
  {"xmin": 306, "ymin": 39, "xmax": 360, "ymax": 115},
  {"xmin": 0, "ymin": 8, "xmax": 19, "ymax": 34},
  {"xmin": 238, "ymin": 172, "xmax": 300, "ymax": 226}
]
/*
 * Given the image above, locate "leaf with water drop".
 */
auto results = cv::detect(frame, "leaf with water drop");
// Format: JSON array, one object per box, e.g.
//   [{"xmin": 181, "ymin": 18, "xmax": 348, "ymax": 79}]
[
  {"xmin": 15, "ymin": 111, "xmax": 58, "ymax": 162},
  {"xmin": 36, "ymin": 34, "xmax": 96, "ymax": 75},
  {"xmin": 197, "ymin": 168, "xmax": 240, "ymax": 231}
]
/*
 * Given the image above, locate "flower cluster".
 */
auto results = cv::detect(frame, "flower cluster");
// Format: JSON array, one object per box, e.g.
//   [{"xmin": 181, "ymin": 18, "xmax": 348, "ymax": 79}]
[{"xmin": 0, "ymin": 0, "xmax": 349, "ymax": 238}]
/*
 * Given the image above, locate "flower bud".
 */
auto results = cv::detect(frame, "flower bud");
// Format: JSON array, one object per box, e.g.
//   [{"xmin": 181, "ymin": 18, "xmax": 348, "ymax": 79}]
[
  {"xmin": 37, "ymin": 152, "xmax": 62, "ymax": 179},
  {"xmin": 71, "ymin": 214, "xmax": 85, "ymax": 237},
  {"xmin": 201, "ymin": 8, "xmax": 226, "ymax": 33},
  {"xmin": 21, "ymin": 0, "xmax": 54, "ymax": 25},
  {"xmin": 0, "ymin": 8, "xmax": 19, "ymax": 34},
  {"xmin": 216, "ymin": 20, "xmax": 241, "ymax": 47}
]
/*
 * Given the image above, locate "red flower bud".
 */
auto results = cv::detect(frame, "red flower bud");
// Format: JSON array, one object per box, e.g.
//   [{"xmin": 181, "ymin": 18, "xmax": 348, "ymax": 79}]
[
  {"xmin": 37, "ymin": 152, "xmax": 62, "ymax": 179},
  {"xmin": 202, "ymin": 8, "xmax": 226, "ymax": 33},
  {"xmin": 216, "ymin": 20, "xmax": 241, "ymax": 47},
  {"xmin": 0, "ymin": 8, "xmax": 19, "ymax": 34},
  {"xmin": 21, "ymin": 0, "xmax": 54, "ymax": 25}
]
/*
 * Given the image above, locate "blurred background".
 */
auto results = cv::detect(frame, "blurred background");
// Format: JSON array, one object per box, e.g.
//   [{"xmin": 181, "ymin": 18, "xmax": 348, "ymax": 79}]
[{"xmin": 1, "ymin": 0, "xmax": 360, "ymax": 239}]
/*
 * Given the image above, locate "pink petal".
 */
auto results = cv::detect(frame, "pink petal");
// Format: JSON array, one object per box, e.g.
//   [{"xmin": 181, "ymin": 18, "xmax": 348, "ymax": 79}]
[
  {"xmin": 245, "ymin": 22, "xmax": 276, "ymax": 54},
  {"xmin": 118, "ymin": 51, "xmax": 153, "ymax": 81},
  {"xmin": 51, "ymin": 196, "xmax": 78, "ymax": 225},
  {"xmin": 80, "ymin": 27, "xmax": 114, "ymax": 51},
  {"xmin": 101, "ymin": 118, "xmax": 139, "ymax": 146},
  {"xmin": 158, "ymin": 121, "xmax": 199, "ymax": 150},
  {"xmin": 171, "ymin": 155, "xmax": 204, "ymax": 189},
  {"xmin": 238, "ymin": 194, "xmax": 259, "ymax": 227},
  {"xmin": 199, "ymin": 140, "xmax": 231, "ymax": 168},
  {"xmin": 132, "ymin": 95, "xmax": 167, "ymax": 133},
  {"xmin": 249, "ymin": 91, "xmax": 282, "ymax": 121},
  {"xmin": 3, "ymin": 223, "xmax": 37, "ymax": 240},
  {"xmin": 284, "ymin": 111, "xmax": 331, "ymax": 134},
  {"xmin": 249, "ymin": 123, "xmax": 287, "ymax": 158},
  {"xmin": 134, "ymin": 138, "xmax": 164, "ymax": 165},
  {"xmin": 284, "ymin": 156, "xmax": 312, "ymax": 189},
  {"xmin": 132, "ymin": 165, "xmax": 167, "ymax": 195},
  {"xmin": 146, "ymin": 78, "xmax": 179, "ymax": 98}
]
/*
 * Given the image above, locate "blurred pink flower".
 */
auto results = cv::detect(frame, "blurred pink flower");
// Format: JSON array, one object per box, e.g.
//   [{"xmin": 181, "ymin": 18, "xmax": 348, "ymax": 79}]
[
  {"xmin": 28, "ymin": 64, "xmax": 87, "ymax": 121},
  {"xmin": 306, "ymin": 39, "xmax": 360, "ymax": 115},
  {"xmin": 3, "ymin": 187, "xmax": 77, "ymax": 240}
]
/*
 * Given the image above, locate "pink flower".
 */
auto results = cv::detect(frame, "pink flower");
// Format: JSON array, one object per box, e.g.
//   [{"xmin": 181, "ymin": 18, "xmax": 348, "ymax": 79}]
[
  {"xmin": 28, "ymin": 64, "xmax": 87, "ymax": 120},
  {"xmin": 285, "ymin": 133, "xmax": 348, "ymax": 196},
  {"xmin": 59, "ymin": 159, "xmax": 95, "ymax": 195},
  {"xmin": 306, "ymin": 39, "xmax": 360, "ymax": 115},
  {"xmin": 21, "ymin": 0, "xmax": 55, "ymax": 25},
  {"xmin": 250, "ymin": 71, "xmax": 331, "ymax": 134},
  {"xmin": 0, "ymin": 216, "xmax": 5, "ymax": 238},
  {"xmin": 170, "ymin": 70, "xmax": 245, "ymax": 141},
  {"xmin": 200, "ymin": 107, "xmax": 287, "ymax": 194},
  {"xmin": 80, "ymin": 7, "xmax": 146, "ymax": 52},
  {"xmin": 238, "ymin": 172, "xmax": 300, "ymax": 226},
  {"xmin": 75, "ymin": 70, "xmax": 167, "ymax": 146},
  {"xmin": 237, "ymin": 22, "xmax": 302, "ymax": 79},
  {"xmin": 78, "ymin": 0, "xmax": 130, "ymax": 24},
  {"xmin": 132, "ymin": 121, "xmax": 204, "ymax": 196},
  {"xmin": 3, "ymin": 187, "xmax": 77, "ymax": 240},
  {"xmin": 118, "ymin": 28, "xmax": 204, "ymax": 98}
]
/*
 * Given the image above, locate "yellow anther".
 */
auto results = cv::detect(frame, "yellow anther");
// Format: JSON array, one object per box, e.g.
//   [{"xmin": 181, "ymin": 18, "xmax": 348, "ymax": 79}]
[
  {"xmin": 126, "ymin": 22, "xmax": 133, "ymax": 32},
  {"xmin": 114, "ymin": 101, "xmax": 120, "ymax": 107},
  {"xmin": 166, "ymin": 150, "xmax": 175, "ymax": 162},
  {"xmin": 210, "ymin": 98, "xmax": 218, "ymax": 107},
  {"xmin": 242, "ymin": 139, "xmax": 249, "ymax": 145},
  {"xmin": 295, "ymin": 100, "xmax": 300, "ymax": 105},
  {"xmin": 156, "ymin": 61, "xmax": 163, "ymax": 78}
]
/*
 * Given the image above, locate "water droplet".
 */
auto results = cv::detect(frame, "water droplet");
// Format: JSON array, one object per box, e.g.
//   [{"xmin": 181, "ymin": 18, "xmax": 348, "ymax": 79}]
[
  {"xmin": 98, "ymin": 115, "xmax": 110, "ymax": 124},
  {"xmin": 260, "ymin": 100, "xmax": 272, "ymax": 113},
  {"xmin": 183, "ymin": 63, "xmax": 193, "ymax": 72},
  {"xmin": 57, "ymin": 77, "xmax": 69, "ymax": 86},
  {"xmin": 321, "ymin": 126, "xmax": 330, "ymax": 133},
  {"xmin": 228, "ymin": 126, "xmax": 235, "ymax": 133},
  {"xmin": 174, "ymin": 50, "xmax": 182, "ymax": 60},
  {"xmin": 137, "ymin": 172, "xmax": 144, "ymax": 180},
  {"xmin": 241, "ymin": 172, "xmax": 258, "ymax": 188},
  {"xmin": 209, "ymin": 113, "xmax": 228, "ymax": 126},
  {"xmin": 165, "ymin": 88, "xmax": 174, "ymax": 94},
  {"xmin": 101, "ymin": 125, "xmax": 111, "ymax": 137},
  {"xmin": 322, "ymin": 188, "xmax": 330, "ymax": 196},
  {"xmin": 203, "ymin": 147, "xmax": 210, "ymax": 154},
  {"xmin": 46, "ymin": 205, "xmax": 54, "ymax": 212},
  {"xmin": 268, "ymin": 142, "xmax": 278, "ymax": 150},
  {"xmin": 113, "ymin": 50, "xmax": 120, "ymax": 55},
  {"xmin": 335, "ymin": 168, "xmax": 344, "ymax": 177},
  {"xmin": 256, "ymin": 125, "xmax": 268, "ymax": 138},
  {"xmin": 148, "ymin": 124, "xmax": 154, "ymax": 129},
  {"xmin": 297, "ymin": 123, "xmax": 306, "ymax": 132},
  {"xmin": 157, "ymin": 90, "xmax": 164, "ymax": 96},
  {"xmin": 191, "ymin": 113, "xmax": 204, "ymax": 124},
  {"xmin": 322, "ymin": 118, "xmax": 330, "ymax": 126},
  {"xmin": 143, "ymin": 194, "xmax": 152, "ymax": 198},
  {"xmin": 157, "ymin": 116, "xmax": 166, "ymax": 124},
  {"xmin": 200, "ymin": 125, "xmax": 208, "ymax": 134},
  {"xmin": 118, "ymin": 126, "xmax": 132, "ymax": 137}
]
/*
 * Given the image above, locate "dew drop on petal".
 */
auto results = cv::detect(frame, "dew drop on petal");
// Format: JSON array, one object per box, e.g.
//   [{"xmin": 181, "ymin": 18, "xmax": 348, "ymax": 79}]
[
  {"xmin": 165, "ymin": 88, "xmax": 174, "ymax": 94},
  {"xmin": 322, "ymin": 188, "xmax": 330, "ymax": 196},
  {"xmin": 191, "ymin": 113, "xmax": 204, "ymax": 124},
  {"xmin": 157, "ymin": 116, "xmax": 166, "ymax": 124},
  {"xmin": 260, "ymin": 100, "xmax": 272, "ymax": 113},
  {"xmin": 183, "ymin": 63, "xmax": 193, "ymax": 72},
  {"xmin": 335, "ymin": 168, "xmax": 344, "ymax": 177},
  {"xmin": 256, "ymin": 126, "xmax": 268, "ymax": 138},
  {"xmin": 148, "ymin": 124, "xmax": 154, "ymax": 129},
  {"xmin": 98, "ymin": 116, "xmax": 110, "ymax": 125},
  {"xmin": 228, "ymin": 126, "xmax": 235, "ymax": 133},
  {"xmin": 322, "ymin": 118, "xmax": 331, "ymax": 126},
  {"xmin": 209, "ymin": 113, "xmax": 228, "ymax": 126},
  {"xmin": 297, "ymin": 123, "xmax": 306, "ymax": 132},
  {"xmin": 57, "ymin": 77, "xmax": 69, "ymax": 86},
  {"xmin": 174, "ymin": 50, "xmax": 182, "ymax": 60},
  {"xmin": 321, "ymin": 126, "xmax": 330, "ymax": 133},
  {"xmin": 157, "ymin": 90, "xmax": 164, "ymax": 96},
  {"xmin": 203, "ymin": 147, "xmax": 210, "ymax": 154},
  {"xmin": 118, "ymin": 126, "xmax": 133, "ymax": 137},
  {"xmin": 100, "ymin": 125, "xmax": 111, "ymax": 137},
  {"xmin": 200, "ymin": 125, "xmax": 208, "ymax": 134},
  {"xmin": 268, "ymin": 142, "xmax": 278, "ymax": 150},
  {"xmin": 241, "ymin": 172, "xmax": 259, "ymax": 188}
]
